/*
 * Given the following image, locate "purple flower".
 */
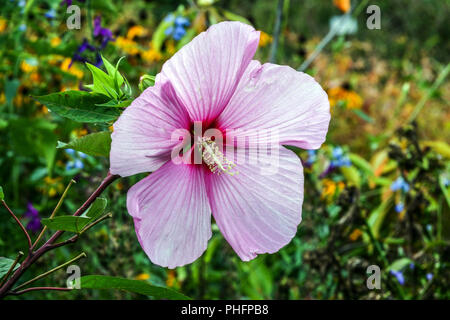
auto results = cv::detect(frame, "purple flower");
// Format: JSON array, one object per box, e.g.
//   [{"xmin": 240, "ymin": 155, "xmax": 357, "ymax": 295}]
[
  {"xmin": 78, "ymin": 38, "xmax": 96, "ymax": 54},
  {"xmin": 390, "ymin": 270, "xmax": 405, "ymax": 285},
  {"xmin": 24, "ymin": 202, "xmax": 42, "ymax": 233},
  {"xmin": 93, "ymin": 15, "xmax": 114, "ymax": 48}
]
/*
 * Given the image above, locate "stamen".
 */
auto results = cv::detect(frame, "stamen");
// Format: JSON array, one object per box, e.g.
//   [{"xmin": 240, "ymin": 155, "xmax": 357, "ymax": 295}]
[{"xmin": 198, "ymin": 137, "xmax": 238, "ymax": 176}]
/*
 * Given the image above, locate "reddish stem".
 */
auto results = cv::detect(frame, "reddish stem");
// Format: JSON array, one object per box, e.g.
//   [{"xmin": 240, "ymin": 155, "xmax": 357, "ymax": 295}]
[
  {"xmin": 9, "ymin": 286, "xmax": 72, "ymax": 296},
  {"xmin": 1, "ymin": 200, "xmax": 32, "ymax": 249},
  {"xmin": 0, "ymin": 172, "xmax": 120, "ymax": 299}
]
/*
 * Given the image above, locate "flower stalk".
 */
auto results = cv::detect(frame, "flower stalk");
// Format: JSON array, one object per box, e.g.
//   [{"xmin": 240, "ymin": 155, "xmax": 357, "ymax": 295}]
[{"xmin": 0, "ymin": 172, "xmax": 120, "ymax": 299}]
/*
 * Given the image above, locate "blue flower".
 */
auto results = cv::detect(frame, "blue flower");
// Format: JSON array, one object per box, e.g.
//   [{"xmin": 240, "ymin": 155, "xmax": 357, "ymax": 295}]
[
  {"xmin": 77, "ymin": 151, "xmax": 87, "ymax": 159},
  {"xmin": 173, "ymin": 26, "xmax": 187, "ymax": 41},
  {"xmin": 174, "ymin": 16, "xmax": 190, "ymax": 28},
  {"xmin": 330, "ymin": 147, "xmax": 351, "ymax": 168},
  {"xmin": 390, "ymin": 270, "xmax": 405, "ymax": 285},
  {"xmin": 305, "ymin": 150, "xmax": 317, "ymax": 166},
  {"xmin": 409, "ymin": 263, "xmax": 415, "ymax": 270},
  {"xmin": 65, "ymin": 149, "xmax": 85, "ymax": 170},
  {"xmin": 18, "ymin": 24, "xmax": 27, "ymax": 31},
  {"xmin": 45, "ymin": 8, "xmax": 57, "ymax": 19},
  {"xmin": 164, "ymin": 13, "xmax": 175, "ymax": 23},
  {"xmin": 395, "ymin": 202, "xmax": 404, "ymax": 213},
  {"xmin": 332, "ymin": 146, "xmax": 344, "ymax": 158},
  {"xmin": 391, "ymin": 177, "xmax": 410, "ymax": 192},
  {"xmin": 74, "ymin": 159, "xmax": 84, "ymax": 169},
  {"xmin": 426, "ymin": 273, "xmax": 433, "ymax": 281},
  {"xmin": 165, "ymin": 15, "xmax": 190, "ymax": 41}
]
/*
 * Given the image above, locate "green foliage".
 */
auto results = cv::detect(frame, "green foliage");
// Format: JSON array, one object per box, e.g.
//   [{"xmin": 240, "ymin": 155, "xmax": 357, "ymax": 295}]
[
  {"xmin": 57, "ymin": 132, "xmax": 112, "ymax": 157},
  {"xmin": 80, "ymin": 275, "xmax": 191, "ymax": 300},
  {"xmin": 34, "ymin": 91, "xmax": 120, "ymax": 123},
  {"xmin": 0, "ymin": 257, "xmax": 20, "ymax": 279},
  {"xmin": 8, "ymin": 118, "xmax": 58, "ymax": 172},
  {"xmin": 41, "ymin": 197, "xmax": 107, "ymax": 233}
]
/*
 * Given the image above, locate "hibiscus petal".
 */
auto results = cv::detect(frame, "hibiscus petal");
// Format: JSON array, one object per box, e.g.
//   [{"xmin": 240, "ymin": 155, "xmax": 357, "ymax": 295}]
[
  {"xmin": 127, "ymin": 162, "xmax": 212, "ymax": 268},
  {"xmin": 205, "ymin": 147, "xmax": 304, "ymax": 261},
  {"xmin": 159, "ymin": 21, "xmax": 260, "ymax": 124},
  {"xmin": 217, "ymin": 61, "xmax": 331, "ymax": 150},
  {"xmin": 110, "ymin": 81, "xmax": 191, "ymax": 177}
]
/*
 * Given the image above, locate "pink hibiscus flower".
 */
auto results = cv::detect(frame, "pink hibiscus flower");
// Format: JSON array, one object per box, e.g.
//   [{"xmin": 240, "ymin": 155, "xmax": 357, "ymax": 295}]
[{"xmin": 110, "ymin": 22, "xmax": 330, "ymax": 268}]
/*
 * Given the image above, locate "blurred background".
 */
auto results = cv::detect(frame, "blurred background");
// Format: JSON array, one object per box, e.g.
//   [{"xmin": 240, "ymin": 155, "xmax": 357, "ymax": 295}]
[{"xmin": 0, "ymin": 0, "xmax": 449, "ymax": 299}]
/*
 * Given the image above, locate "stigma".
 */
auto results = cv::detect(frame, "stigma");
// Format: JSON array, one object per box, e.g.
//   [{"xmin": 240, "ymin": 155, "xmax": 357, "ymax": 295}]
[{"xmin": 198, "ymin": 137, "xmax": 238, "ymax": 176}]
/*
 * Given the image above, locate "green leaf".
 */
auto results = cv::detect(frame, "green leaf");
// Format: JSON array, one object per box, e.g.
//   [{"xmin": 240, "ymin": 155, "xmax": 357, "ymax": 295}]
[
  {"xmin": 96, "ymin": 99, "xmax": 132, "ymax": 108},
  {"xmin": 80, "ymin": 275, "xmax": 191, "ymax": 300},
  {"xmin": 85, "ymin": 63, "xmax": 119, "ymax": 99},
  {"xmin": 340, "ymin": 166, "xmax": 361, "ymax": 187},
  {"xmin": 423, "ymin": 141, "xmax": 450, "ymax": 159},
  {"xmin": 220, "ymin": 9, "xmax": 252, "ymax": 25},
  {"xmin": 82, "ymin": 197, "xmax": 107, "ymax": 221},
  {"xmin": 349, "ymin": 153, "xmax": 374, "ymax": 176},
  {"xmin": 352, "ymin": 109, "xmax": 374, "ymax": 123},
  {"xmin": 34, "ymin": 91, "xmax": 120, "ymax": 123},
  {"xmin": 0, "ymin": 186, "xmax": 4, "ymax": 201},
  {"xmin": 0, "ymin": 257, "xmax": 20, "ymax": 279},
  {"xmin": 5, "ymin": 79, "xmax": 20, "ymax": 106},
  {"xmin": 8, "ymin": 118, "xmax": 57, "ymax": 173},
  {"xmin": 42, "ymin": 198, "xmax": 107, "ymax": 233},
  {"xmin": 41, "ymin": 216, "xmax": 91, "ymax": 233},
  {"xmin": 57, "ymin": 131, "xmax": 111, "ymax": 157},
  {"xmin": 388, "ymin": 258, "xmax": 413, "ymax": 272},
  {"xmin": 151, "ymin": 18, "xmax": 173, "ymax": 52},
  {"xmin": 368, "ymin": 195, "xmax": 394, "ymax": 238}
]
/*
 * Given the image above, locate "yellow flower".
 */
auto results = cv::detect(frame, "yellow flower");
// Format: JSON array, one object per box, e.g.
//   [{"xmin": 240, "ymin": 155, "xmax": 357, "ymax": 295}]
[
  {"xmin": 60, "ymin": 58, "xmax": 84, "ymax": 79},
  {"xmin": 21, "ymin": 60, "xmax": 38, "ymax": 73},
  {"xmin": 166, "ymin": 270, "xmax": 176, "ymax": 287},
  {"xmin": 72, "ymin": 128, "xmax": 88, "ymax": 138},
  {"xmin": 349, "ymin": 228, "xmax": 362, "ymax": 241},
  {"xmin": 165, "ymin": 39, "xmax": 176, "ymax": 56},
  {"xmin": 333, "ymin": 0, "xmax": 351, "ymax": 13},
  {"xmin": 0, "ymin": 18, "xmax": 7, "ymax": 33},
  {"xmin": 135, "ymin": 273, "xmax": 150, "ymax": 281},
  {"xmin": 30, "ymin": 72, "xmax": 40, "ymax": 82},
  {"xmin": 142, "ymin": 46, "xmax": 162, "ymax": 63},
  {"xmin": 258, "ymin": 31, "xmax": 272, "ymax": 47},
  {"xmin": 50, "ymin": 36, "xmax": 61, "ymax": 47},
  {"xmin": 321, "ymin": 179, "xmax": 345, "ymax": 200},
  {"xmin": 126, "ymin": 25, "xmax": 147, "ymax": 40},
  {"xmin": 43, "ymin": 176, "xmax": 64, "ymax": 197},
  {"xmin": 327, "ymin": 87, "xmax": 363, "ymax": 110},
  {"xmin": 114, "ymin": 36, "xmax": 140, "ymax": 55},
  {"xmin": 115, "ymin": 181, "xmax": 124, "ymax": 191}
]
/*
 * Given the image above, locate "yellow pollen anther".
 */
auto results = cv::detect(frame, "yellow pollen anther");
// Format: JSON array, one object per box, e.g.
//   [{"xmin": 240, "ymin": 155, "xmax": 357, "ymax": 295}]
[{"xmin": 198, "ymin": 137, "xmax": 238, "ymax": 176}]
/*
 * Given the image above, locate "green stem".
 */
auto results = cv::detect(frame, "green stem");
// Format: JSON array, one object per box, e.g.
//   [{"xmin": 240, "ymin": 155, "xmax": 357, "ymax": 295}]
[
  {"xmin": 407, "ymin": 63, "xmax": 450, "ymax": 122},
  {"xmin": 269, "ymin": 0, "xmax": 284, "ymax": 63},
  {"xmin": 32, "ymin": 179, "xmax": 76, "ymax": 250},
  {"xmin": 13, "ymin": 252, "xmax": 86, "ymax": 292},
  {"xmin": 298, "ymin": 0, "xmax": 368, "ymax": 72}
]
